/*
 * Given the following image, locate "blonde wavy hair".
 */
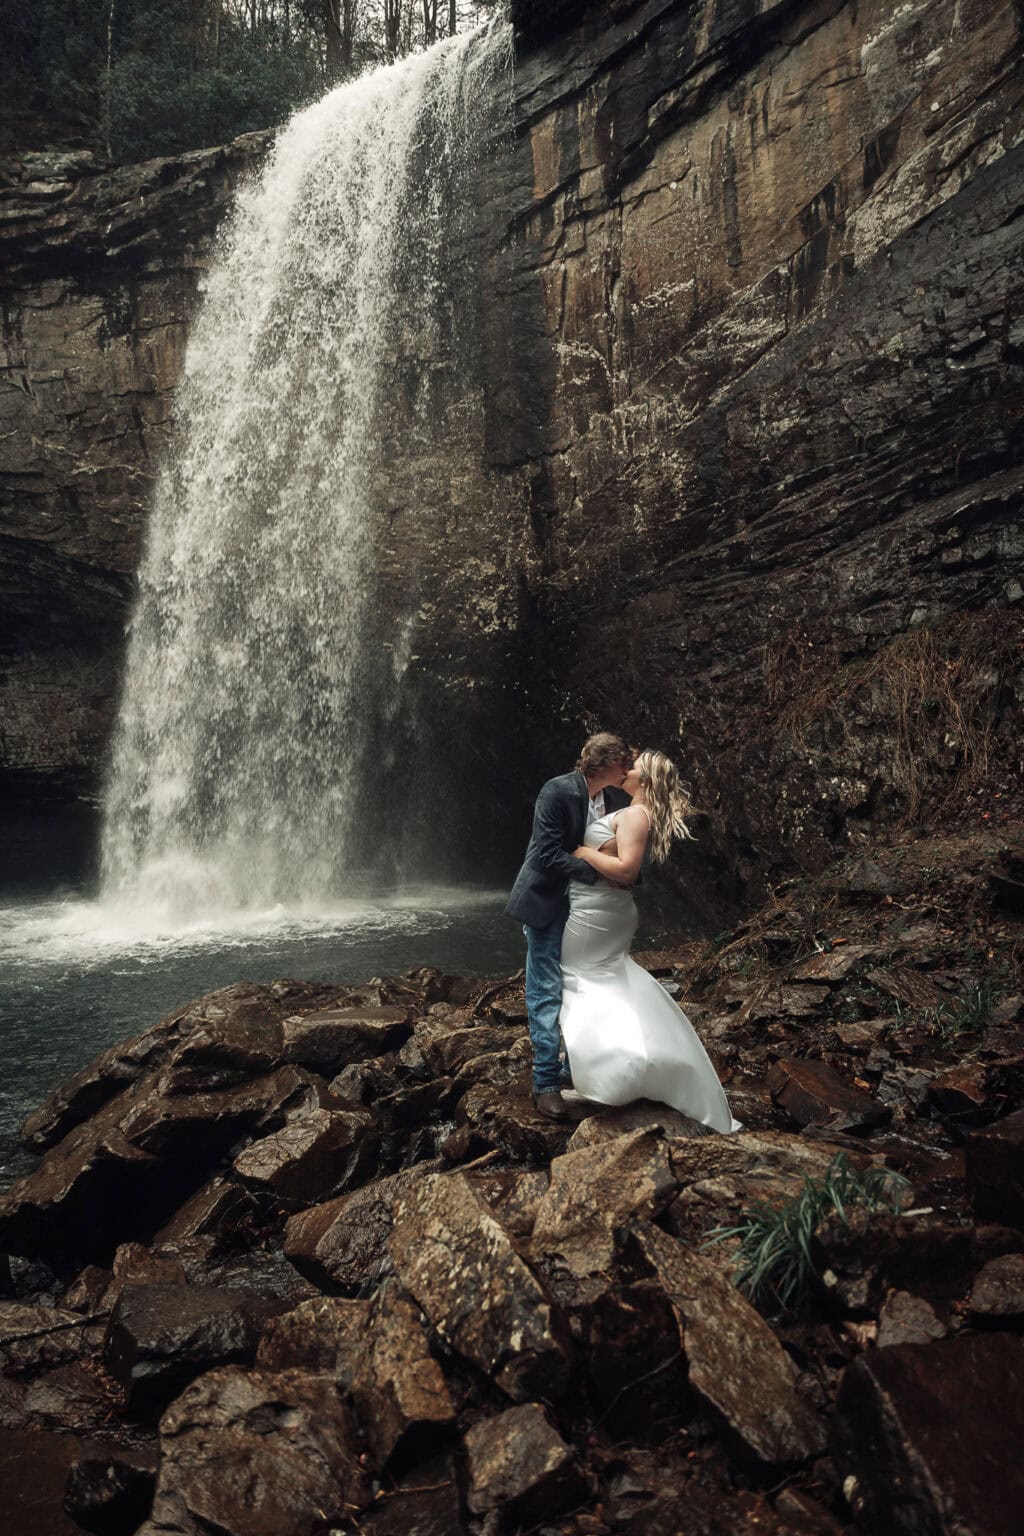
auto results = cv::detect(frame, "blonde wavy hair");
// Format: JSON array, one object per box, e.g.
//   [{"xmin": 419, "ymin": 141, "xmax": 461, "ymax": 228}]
[{"xmin": 634, "ymin": 749, "xmax": 695, "ymax": 862}]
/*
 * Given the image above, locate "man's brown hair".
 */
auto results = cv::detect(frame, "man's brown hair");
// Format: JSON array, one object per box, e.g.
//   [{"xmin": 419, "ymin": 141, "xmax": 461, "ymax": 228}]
[{"xmin": 575, "ymin": 732, "xmax": 631, "ymax": 775}]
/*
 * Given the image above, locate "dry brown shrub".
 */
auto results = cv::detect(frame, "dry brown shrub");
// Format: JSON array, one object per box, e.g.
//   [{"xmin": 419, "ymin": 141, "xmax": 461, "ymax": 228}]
[{"xmin": 762, "ymin": 612, "xmax": 1023, "ymax": 824}]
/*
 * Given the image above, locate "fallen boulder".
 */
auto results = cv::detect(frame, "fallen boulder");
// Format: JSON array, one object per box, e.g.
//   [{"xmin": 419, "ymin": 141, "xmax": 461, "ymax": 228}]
[
  {"xmin": 349, "ymin": 1280, "xmax": 454, "ymax": 1468},
  {"xmin": 284, "ymin": 1165, "xmax": 428, "ymax": 1292},
  {"xmin": 968, "ymin": 1253, "xmax": 1024, "ymax": 1326},
  {"xmin": 464, "ymin": 1402, "xmax": 587, "ymax": 1523},
  {"xmin": 628, "ymin": 1223, "xmax": 825, "ymax": 1466},
  {"xmin": 135, "ymin": 1366, "xmax": 367, "ymax": 1536},
  {"xmin": 833, "ymin": 1334, "xmax": 1024, "ymax": 1536},
  {"xmin": 768, "ymin": 1058, "xmax": 890, "ymax": 1133},
  {"xmin": 388, "ymin": 1171, "xmax": 571, "ymax": 1402},
  {"xmin": 103, "ymin": 1281, "xmax": 281, "ymax": 1410},
  {"xmin": 256, "ymin": 1294, "xmax": 369, "ymax": 1374},
  {"xmin": 282, "ymin": 1005, "xmax": 410, "ymax": 1072},
  {"xmin": 233, "ymin": 1106, "xmax": 378, "ymax": 1205}
]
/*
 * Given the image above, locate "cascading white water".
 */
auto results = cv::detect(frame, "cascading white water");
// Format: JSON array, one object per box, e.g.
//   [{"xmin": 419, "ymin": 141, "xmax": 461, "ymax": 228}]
[{"xmin": 100, "ymin": 21, "xmax": 511, "ymax": 923}]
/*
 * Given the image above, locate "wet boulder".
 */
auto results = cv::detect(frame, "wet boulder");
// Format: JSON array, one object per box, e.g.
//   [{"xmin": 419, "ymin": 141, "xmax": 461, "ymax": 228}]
[
  {"xmin": 566, "ymin": 1101, "xmax": 710, "ymax": 1147},
  {"xmin": 876, "ymin": 1289, "xmax": 947, "ymax": 1347},
  {"xmin": 467, "ymin": 1168, "xmax": 549, "ymax": 1239},
  {"xmin": 328, "ymin": 1055, "xmax": 403, "ymax": 1105},
  {"xmin": 64, "ymin": 1450, "xmax": 158, "ymax": 1535},
  {"xmin": 256, "ymin": 1294, "xmax": 369, "ymax": 1374},
  {"xmin": 233, "ymin": 1106, "xmax": 378, "ymax": 1206},
  {"xmin": 284, "ymin": 1164, "xmax": 429, "ymax": 1292},
  {"xmin": 628, "ymin": 1224, "xmax": 825, "ymax": 1466},
  {"xmin": 966, "ymin": 1109, "xmax": 1024, "ymax": 1226},
  {"xmin": 103, "ymin": 1281, "xmax": 281, "ymax": 1410},
  {"xmin": 152, "ymin": 1175, "xmax": 259, "ymax": 1258},
  {"xmin": 532, "ymin": 1128, "xmax": 678, "ymax": 1280},
  {"xmin": 968, "ymin": 1253, "xmax": 1024, "ymax": 1326},
  {"xmin": 349, "ymin": 1281, "xmax": 455, "ymax": 1468},
  {"xmin": 455, "ymin": 1083, "xmax": 575, "ymax": 1162},
  {"xmin": 282, "ymin": 1005, "xmax": 411, "ymax": 1072},
  {"xmin": 401, "ymin": 1012, "xmax": 524, "ymax": 1076},
  {"xmin": 833, "ymin": 1334, "xmax": 1024, "ymax": 1536},
  {"xmin": 136, "ymin": 1366, "xmax": 368, "ymax": 1536},
  {"xmin": 767, "ymin": 1058, "xmax": 890, "ymax": 1133},
  {"xmin": 0, "ymin": 1066, "xmax": 319, "ymax": 1262},
  {"xmin": 20, "ymin": 985, "xmax": 285, "ymax": 1152},
  {"xmin": 464, "ymin": 1402, "xmax": 587, "ymax": 1524},
  {"xmin": 388, "ymin": 1171, "xmax": 571, "ymax": 1402}
]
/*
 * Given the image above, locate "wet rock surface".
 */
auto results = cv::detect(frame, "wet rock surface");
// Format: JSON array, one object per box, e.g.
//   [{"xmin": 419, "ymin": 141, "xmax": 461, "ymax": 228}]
[
  {"xmin": 833, "ymin": 1335, "xmax": 1024, "ymax": 1536},
  {"xmin": 1, "ymin": 826, "xmax": 1023, "ymax": 1532}
]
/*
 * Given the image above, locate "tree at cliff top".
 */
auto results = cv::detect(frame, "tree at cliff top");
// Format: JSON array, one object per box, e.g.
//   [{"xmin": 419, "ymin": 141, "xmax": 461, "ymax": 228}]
[{"xmin": 0, "ymin": 0, "xmax": 497, "ymax": 160}]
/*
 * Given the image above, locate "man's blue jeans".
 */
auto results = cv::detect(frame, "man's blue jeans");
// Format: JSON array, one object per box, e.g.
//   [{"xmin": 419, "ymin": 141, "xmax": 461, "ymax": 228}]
[{"xmin": 524, "ymin": 913, "xmax": 569, "ymax": 1094}]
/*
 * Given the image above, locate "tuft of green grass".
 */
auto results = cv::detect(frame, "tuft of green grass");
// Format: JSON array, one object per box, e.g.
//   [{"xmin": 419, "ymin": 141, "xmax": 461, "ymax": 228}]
[
  {"xmin": 927, "ymin": 975, "xmax": 999, "ymax": 1046},
  {"xmin": 702, "ymin": 1153, "xmax": 910, "ymax": 1315}
]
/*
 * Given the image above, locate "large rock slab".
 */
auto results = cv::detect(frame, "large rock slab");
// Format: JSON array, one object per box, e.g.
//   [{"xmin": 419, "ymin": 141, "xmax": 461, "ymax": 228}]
[
  {"xmin": 18, "ymin": 985, "xmax": 285, "ymax": 1152},
  {"xmin": 136, "ymin": 1366, "xmax": 367, "ymax": 1536},
  {"xmin": 103, "ymin": 1281, "xmax": 280, "ymax": 1410},
  {"xmin": 282, "ymin": 1005, "xmax": 411, "ymax": 1072},
  {"xmin": 532, "ymin": 1128, "xmax": 678, "ymax": 1278},
  {"xmin": 388, "ymin": 1171, "xmax": 571, "ymax": 1401},
  {"xmin": 833, "ymin": 1334, "xmax": 1024, "ymax": 1535},
  {"xmin": 768, "ymin": 1058, "xmax": 890, "ymax": 1133},
  {"xmin": 256, "ymin": 1295, "xmax": 369, "ymax": 1374},
  {"xmin": 629, "ymin": 1223, "xmax": 825, "ymax": 1466}
]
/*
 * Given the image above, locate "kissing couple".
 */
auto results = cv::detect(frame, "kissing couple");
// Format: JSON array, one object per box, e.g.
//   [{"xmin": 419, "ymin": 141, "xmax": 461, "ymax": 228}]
[{"xmin": 504, "ymin": 732, "xmax": 741, "ymax": 1132}]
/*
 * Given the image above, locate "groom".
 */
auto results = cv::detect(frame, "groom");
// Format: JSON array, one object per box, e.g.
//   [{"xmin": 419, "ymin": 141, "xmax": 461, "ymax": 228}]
[{"xmin": 505, "ymin": 732, "xmax": 633, "ymax": 1120}]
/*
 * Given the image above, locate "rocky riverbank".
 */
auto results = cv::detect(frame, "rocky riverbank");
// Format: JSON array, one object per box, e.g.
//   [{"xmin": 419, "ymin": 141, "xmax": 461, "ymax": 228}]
[{"xmin": 1, "ymin": 822, "xmax": 1022, "ymax": 1534}]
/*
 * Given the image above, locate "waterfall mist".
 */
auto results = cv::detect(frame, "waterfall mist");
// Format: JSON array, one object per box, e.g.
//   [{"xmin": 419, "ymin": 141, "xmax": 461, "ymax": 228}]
[{"xmin": 100, "ymin": 20, "xmax": 512, "ymax": 922}]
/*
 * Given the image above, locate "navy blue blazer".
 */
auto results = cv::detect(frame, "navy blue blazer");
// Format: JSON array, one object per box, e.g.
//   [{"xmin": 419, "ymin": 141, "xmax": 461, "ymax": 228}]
[{"xmin": 504, "ymin": 770, "xmax": 631, "ymax": 928}]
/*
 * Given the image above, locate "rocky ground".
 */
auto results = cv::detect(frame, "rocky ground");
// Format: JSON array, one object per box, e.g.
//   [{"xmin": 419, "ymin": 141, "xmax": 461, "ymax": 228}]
[{"xmin": 1, "ymin": 824, "xmax": 1023, "ymax": 1536}]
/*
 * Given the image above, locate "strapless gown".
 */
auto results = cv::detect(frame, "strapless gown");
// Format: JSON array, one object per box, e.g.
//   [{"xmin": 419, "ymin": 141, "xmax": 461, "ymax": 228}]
[{"xmin": 560, "ymin": 811, "xmax": 742, "ymax": 1134}]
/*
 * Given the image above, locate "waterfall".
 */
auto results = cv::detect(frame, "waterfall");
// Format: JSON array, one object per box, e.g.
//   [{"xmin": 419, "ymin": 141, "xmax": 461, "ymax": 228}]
[{"xmin": 100, "ymin": 21, "xmax": 511, "ymax": 921}]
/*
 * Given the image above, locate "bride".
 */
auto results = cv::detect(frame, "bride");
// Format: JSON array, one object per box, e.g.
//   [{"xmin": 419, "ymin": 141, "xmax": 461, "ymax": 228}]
[{"xmin": 561, "ymin": 749, "xmax": 741, "ymax": 1134}]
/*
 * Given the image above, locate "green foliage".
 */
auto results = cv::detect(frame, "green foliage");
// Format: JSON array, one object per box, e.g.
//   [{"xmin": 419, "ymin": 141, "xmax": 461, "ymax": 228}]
[
  {"xmin": 926, "ymin": 974, "xmax": 999, "ymax": 1047},
  {"xmin": 0, "ymin": 0, "xmax": 489, "ymax": 162},
  {"xmin": 108, "ymin": 29, "xmax": 319, "ymax": 161},
  {"xmin": 703, "ymin": 1153, "xmax": 910, "ymax": 1315}
]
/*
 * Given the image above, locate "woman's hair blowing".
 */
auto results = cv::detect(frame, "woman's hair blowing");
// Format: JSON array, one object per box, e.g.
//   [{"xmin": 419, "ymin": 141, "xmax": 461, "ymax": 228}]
[{"xmin": 636, "ymin": 749, "xmax": 694, "ymax": 862}]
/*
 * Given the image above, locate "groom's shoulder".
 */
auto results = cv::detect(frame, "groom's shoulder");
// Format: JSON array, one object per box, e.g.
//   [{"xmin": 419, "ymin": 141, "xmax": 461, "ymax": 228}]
[{"xmin": 539, "ymin": 770, "xmax": 580, "ymax": 800}]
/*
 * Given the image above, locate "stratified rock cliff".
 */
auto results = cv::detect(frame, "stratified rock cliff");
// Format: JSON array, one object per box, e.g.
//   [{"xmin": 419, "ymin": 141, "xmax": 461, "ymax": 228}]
[
  {"xmin": 0, "ymin": 136, "xmax": 269, "ymax": 798},
  {"xmin": 2, "ymin": 1, "xmax": 1022, "ymax": 914}
]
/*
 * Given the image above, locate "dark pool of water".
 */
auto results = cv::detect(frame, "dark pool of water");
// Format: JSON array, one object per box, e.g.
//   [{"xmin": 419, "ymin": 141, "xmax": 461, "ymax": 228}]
[{"xmin": 0, "ymin": 807, "xmax": 527, "ymax": 1184}]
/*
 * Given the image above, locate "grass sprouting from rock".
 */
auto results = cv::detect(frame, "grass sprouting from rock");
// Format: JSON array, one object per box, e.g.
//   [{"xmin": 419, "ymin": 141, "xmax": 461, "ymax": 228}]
[{"xmin": 704, "ymin": 1153, "xmax": 910, "ymax": 1315}]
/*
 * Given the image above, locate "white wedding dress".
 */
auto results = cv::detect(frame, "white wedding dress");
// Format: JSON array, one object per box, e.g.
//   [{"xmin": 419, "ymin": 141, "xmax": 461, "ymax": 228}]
[{"xmin": 560, "ymin": 811, "xmax": 742, "ymax": 1133}]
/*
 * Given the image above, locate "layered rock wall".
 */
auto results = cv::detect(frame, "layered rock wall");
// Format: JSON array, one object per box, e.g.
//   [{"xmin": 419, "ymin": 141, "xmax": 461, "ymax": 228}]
[
  {"xmin": 0, "ymin": 137, "xmax": 269, "ymax": 797},
  {"xmin": 2, "ymin": 1, "xmax": 1022, "ymax": 914}
]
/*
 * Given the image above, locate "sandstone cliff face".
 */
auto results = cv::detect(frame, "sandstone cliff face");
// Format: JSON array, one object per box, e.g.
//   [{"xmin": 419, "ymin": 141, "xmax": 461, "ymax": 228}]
[
  {"xmin": 0, "ymin": 136, "xmax": 269, "ymax": 797},
  {"xmin": 499, "ymin": 0, "xmax": 1024, "ymax": 910},
  {"xmin": 2, "ymin": 2, "xmax": 1022, "ymax": 916}
]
